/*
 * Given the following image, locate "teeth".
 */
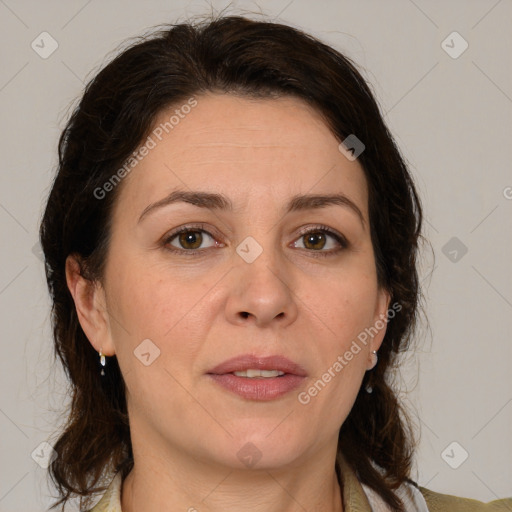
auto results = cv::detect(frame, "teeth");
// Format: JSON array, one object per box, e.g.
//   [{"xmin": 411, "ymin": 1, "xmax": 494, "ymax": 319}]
[{"xmin": 233, "ymin": 369, "xmax": 285, "ymax": 378}]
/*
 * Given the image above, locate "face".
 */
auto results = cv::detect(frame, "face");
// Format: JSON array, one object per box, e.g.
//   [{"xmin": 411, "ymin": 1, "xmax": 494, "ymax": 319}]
[{"xmin": 70, "ymin": 93, "xmax": 390, "ymax": 473}]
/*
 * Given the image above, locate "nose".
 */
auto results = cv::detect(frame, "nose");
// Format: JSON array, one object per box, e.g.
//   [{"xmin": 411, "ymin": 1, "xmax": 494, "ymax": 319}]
[{"xmin": 225, "ymin": 251, "xmax": 299, "ymax": 328}]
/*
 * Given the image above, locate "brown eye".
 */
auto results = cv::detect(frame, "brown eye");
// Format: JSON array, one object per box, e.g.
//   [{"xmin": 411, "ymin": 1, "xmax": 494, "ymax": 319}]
[
  {"xmin": 292, "ymin": 227, "xmax": 347, "ymax": 254},
  {"xmin": 178, "ymin": 231, "xmax": 202, "ymax": 249},
  {"xmin": 303, "ymin": 232, "xmax": 326, "ymax": 250},
  {"xmin": 167, "ymin": 229, "xmax": 216, "ymax": 251}
]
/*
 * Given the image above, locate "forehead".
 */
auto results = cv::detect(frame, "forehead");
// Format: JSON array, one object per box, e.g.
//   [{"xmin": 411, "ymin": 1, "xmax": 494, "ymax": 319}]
[{"xmin": 114, "ymin": 93, "xmax": 368, "ymax": 219}]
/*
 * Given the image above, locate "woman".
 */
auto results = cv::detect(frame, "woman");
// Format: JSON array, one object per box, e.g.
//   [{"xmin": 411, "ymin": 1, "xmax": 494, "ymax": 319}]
[{"xmin": 40, "ymin": 14, "xmax": 511, "ymax": 512}]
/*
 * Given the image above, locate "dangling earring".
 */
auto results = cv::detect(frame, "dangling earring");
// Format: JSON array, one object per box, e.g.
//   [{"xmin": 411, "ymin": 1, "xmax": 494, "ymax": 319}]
[
  {"xmin": 365, "ymin": 350, "xmax": 378, "ymax": 393},
  {"xmin": 99, "ymin": 349, "xmax": 106, "ymax": 376},
  {"xmin": 368, "ymin": 350, "xmax": 378, "ymax": 370}
]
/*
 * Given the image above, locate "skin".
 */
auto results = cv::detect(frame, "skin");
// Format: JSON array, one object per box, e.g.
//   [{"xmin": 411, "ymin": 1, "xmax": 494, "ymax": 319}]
[{"xmin": 66, "ymin": 93, "xmax": 390, "ymax": 512}]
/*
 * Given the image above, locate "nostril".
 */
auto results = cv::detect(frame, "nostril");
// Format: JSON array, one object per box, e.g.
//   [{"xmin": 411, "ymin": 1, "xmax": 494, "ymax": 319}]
[{"xmin": 240, "ymin": 311, "xmax": 250, "ymax": 319}]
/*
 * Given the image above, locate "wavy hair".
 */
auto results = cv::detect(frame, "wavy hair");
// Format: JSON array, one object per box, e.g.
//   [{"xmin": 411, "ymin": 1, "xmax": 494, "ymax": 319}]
[{"xmin": 40, "ymin": 14, "xmax": 426, "ymax": 511}]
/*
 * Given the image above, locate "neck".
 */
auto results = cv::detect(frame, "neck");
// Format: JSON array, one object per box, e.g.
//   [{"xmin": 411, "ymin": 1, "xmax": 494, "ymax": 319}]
[{"xmin": 121, "ymin": 429, "xmax": 343, "ymax": 512}]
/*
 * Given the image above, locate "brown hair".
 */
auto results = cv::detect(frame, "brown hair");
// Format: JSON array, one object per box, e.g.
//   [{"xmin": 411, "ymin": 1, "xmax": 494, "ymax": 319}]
[{"xmin": 40, "ymin": 14, "xmax": 425, "ymax": 511}]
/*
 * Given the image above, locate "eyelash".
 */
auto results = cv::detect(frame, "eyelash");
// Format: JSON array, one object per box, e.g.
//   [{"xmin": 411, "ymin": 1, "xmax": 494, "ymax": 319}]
[{"xmin": 162, "ymin": 223, "xmax": 348, "ymax": 258}]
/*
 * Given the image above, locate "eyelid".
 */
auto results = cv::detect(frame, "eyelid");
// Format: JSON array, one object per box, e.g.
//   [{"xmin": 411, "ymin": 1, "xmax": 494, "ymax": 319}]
[
  {"xmin": 163, "ymin": 223, "xmax": 218, "ymax": 241},
  {"xmin": 294, "ymin": 224, "xmax": 349, "ymax": 249},
  {"xmin": 161, "ymin": 223, "xmax": 224, "ymax": 254}
]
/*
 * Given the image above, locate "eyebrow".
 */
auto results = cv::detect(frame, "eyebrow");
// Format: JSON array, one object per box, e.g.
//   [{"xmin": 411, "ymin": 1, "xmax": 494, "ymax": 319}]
[
  {"xmin": 138, "ymin": 190, "xmax": 232, "ymax": 223},
  {"xmin": 287, "ymin": 193, "xmax": 365, "ymax": 227},
  {"xmin": 138, "ymin": 189, "xmax": 365, "ymax": 228}
]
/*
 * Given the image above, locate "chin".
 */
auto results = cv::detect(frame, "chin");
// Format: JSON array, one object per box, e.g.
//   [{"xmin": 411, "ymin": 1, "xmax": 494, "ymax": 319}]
[{"xmin": 211, "ymin": 430, "xmax": 307, "ymax": 471}]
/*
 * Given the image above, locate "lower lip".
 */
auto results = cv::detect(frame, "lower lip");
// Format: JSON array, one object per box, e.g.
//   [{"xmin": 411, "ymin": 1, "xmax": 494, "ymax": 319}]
[{"xmin": 207, "ymin": 373, "xmax": 305, "ymax": 401}]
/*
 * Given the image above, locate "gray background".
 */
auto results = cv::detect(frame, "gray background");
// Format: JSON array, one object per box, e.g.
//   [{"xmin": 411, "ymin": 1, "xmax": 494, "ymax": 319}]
[{"xmin": 1, "ymin": 0, "xmax": 511, "ymax": 510}]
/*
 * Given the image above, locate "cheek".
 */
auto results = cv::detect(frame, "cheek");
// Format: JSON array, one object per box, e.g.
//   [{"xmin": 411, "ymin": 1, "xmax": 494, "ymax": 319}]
[
  {"xmin": 297, "ymin": 281, "xmax": 374, "ymax": 428},
  {"xmin": 104, "ymin": 262, "xmax": 223, "ymax": 417},
  {"xmin": 297, "ymin": 266, "xmax": 378, "ymax": 395},
  {"xmin": 106, "ymin": 256, "xmax": 223, "ymax": 365},
  {"xmin": 303, "ymin": 266, "xmax": 379, "ymax": 344}
]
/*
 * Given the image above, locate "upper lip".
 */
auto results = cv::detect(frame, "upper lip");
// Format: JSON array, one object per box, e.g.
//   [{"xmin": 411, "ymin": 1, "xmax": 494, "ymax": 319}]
[{"xmin": 207, "ymin": 354, "xmax": 307, "ymax": 376}]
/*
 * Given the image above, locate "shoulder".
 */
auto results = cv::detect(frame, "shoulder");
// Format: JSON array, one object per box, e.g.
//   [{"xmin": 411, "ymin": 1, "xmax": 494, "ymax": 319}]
[{"xmin": 419, "ymin": 486, "xmax": 512, "ymax": 511}]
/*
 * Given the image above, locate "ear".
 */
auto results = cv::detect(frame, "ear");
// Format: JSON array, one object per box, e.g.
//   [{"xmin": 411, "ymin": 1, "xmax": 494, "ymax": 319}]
[
  {"xmin": 370, "ymin": 287, "xmax": 392, "ymax": 353},
  {"xmin": 65, "ymin": 254, "xmax": 116, "ymax": 356}
]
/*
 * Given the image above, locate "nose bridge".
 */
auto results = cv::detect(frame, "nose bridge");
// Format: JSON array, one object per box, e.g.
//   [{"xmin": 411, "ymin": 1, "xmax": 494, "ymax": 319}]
[{"xmin": 226, "ymin": 232, "xmax": 298, "ymax": 326}]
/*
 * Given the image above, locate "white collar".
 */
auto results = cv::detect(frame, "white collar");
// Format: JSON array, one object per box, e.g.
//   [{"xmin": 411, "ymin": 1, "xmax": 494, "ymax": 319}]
[{"xmin": 362, "ymin": 481, "xmax": 429, "ymax": 511}]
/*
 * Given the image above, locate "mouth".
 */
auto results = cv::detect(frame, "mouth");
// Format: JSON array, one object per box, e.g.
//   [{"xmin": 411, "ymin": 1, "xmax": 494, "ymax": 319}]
[
  {"xmin": 230, "ymin": 369, "xmax": 286, "ymax": 378},
  {"xmin": 206, "ymin": 354, "xmax": 307, "ymax": 401}
]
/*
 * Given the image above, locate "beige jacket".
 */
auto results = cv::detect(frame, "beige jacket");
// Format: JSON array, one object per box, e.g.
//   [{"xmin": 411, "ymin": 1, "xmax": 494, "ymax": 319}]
[{"xmin": 89, "ymin": 456, "xmax": 512, "ymax": 511}]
